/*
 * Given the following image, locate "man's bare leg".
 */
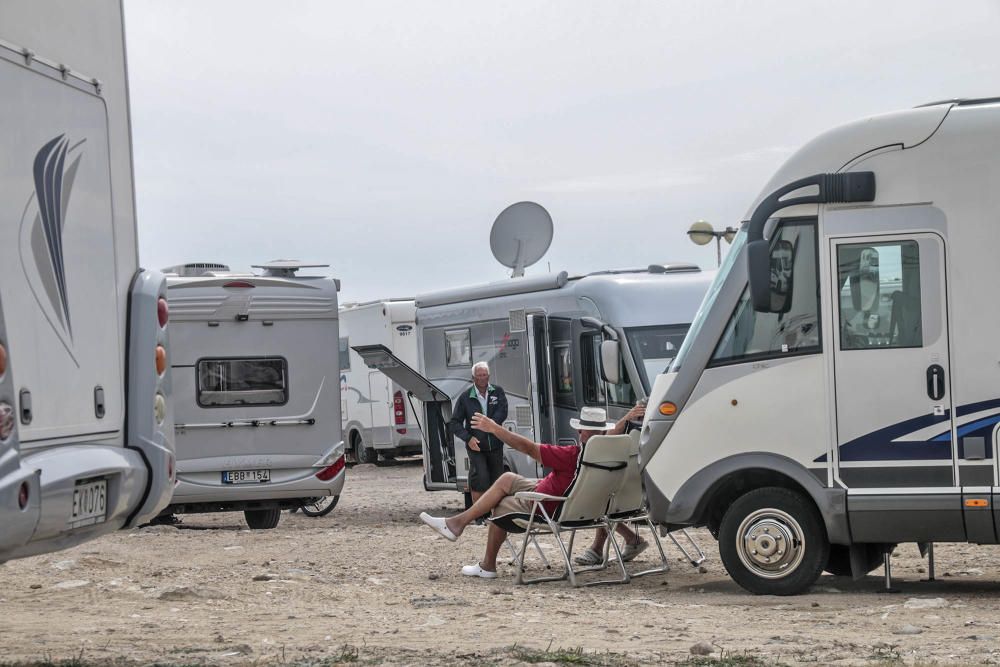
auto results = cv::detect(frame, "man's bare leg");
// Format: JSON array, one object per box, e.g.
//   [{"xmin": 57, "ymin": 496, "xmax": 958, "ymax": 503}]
[
  {"xmin": 444, "ymin": 472, "xmax": 518, "ymax": 538},
  {"xmin": 479, "ymin": 523, "xmax": 508, "ymax": 573},
  {"xmin": 587, "ymin": 524, "xmax": 641, "ymax": 553}
]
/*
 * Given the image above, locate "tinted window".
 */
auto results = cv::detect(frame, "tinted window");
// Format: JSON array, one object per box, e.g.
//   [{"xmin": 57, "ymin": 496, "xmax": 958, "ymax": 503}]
[
  {"xmin": 445, "ymin": 329, "xmax": 471, "ymax": 367},
  {"xmin": 626, "ymin": 325, "xmax": 688, "ymax": 392},
  {"xmin": 339, "ymin": 337, "xmax": 351, "ymax": 371},
  {"xmin": 581, "ymin": 334, "xmax": 607, "ymax": 405},
  {"xmin": 553, "ymin": 343, "xmax": 574, "ymax": 405},
  {"xmin": 838, "ymin": 241, "xmax": 922, "ymax": 350},
  {"xmin": 197, "ymin": 357, "xmax": 287, "ymax": 407}
]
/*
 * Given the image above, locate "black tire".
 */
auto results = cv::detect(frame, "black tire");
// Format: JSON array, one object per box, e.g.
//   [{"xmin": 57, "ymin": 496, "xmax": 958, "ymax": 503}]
[
  {"xmin": 300, "ymin": 495, "xmax": 340, "ymax": 517},
  {"xmin": 353, "ymin": 432, "xmax": 377, "ymax": 465},
  {"xmin": 718, "ymin": 486, "xmax": 829, "ymax": 596},
  {"xmin": 244, "ymin": 508, "xmax": 281, "ymax": 530},
  {"xmin": 825, "ymin": 544, "xmax": 885, "ymax": 577}
]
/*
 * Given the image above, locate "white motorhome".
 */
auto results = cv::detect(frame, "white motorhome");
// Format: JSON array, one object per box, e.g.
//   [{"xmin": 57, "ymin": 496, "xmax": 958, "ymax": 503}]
[
  {"xmin": 641, "ymin": 98, "xmax": 1000, "ymax": 595},
  {"xmin": 339, "ymin": 300, "xmax": 422, "ymax": 464},
  {"xmin": 0, "ymin": 0, "xmax": 174, "ymax": 562},
  {"xmin": 357, "ymin": 265, "xmax": 713, "ymax": 495},
  {"xmin": 162, "ymin": 261, "xmax": 345, "ymax": 529}
]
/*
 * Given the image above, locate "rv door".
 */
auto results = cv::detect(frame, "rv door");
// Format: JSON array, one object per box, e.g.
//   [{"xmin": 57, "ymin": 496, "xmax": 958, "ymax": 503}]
[{"xmin": 352, "ymin": 344, "xmax": 454, "ymax": 490}]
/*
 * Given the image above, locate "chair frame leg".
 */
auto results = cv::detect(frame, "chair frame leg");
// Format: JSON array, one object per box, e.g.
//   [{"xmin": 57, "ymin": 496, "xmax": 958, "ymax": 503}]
[{"xmin": 668, "ymin": 527, "xmax": 707, "ymax": 567}]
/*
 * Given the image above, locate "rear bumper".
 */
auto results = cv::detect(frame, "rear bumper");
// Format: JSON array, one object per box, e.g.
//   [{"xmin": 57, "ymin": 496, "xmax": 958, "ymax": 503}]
[
  {"xmin": 172, "ymin": 466, "xmax": 345, "ymax": 505},
  {"xmin": 0, "ymin": 454, "xmax": 42, "ymax": 562},
  {"xmin": 1, "ymin": 444, "xmax": 150, "ymax": 561}
]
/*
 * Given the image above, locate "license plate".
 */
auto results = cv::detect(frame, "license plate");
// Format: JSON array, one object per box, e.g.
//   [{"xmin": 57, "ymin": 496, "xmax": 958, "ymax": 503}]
[
  {"xmin": 70, "ymin": 478, "xmax": 107, "ymax": 528},
  {"xmin": 222, "ymin": 469, "xmax": 271, "ymax": 484}
]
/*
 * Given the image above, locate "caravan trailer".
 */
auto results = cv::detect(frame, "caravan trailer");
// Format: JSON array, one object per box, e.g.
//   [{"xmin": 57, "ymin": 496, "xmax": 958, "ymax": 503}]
[
  {"xmin": 0, "ymin": 0, "xmax": 174, "ymax": 562},
  {"xmin": 357, "ymin": 265, "xmax": 713, "ymax": 495},
  {"xmin": 339, "ymin": 300, "xmax": 422, "ymax": 464},
  {"xmin": 163, "ymin": 261, "xmax": 345, "ymax": 529},
  {"xmin": 641, "ymin": 98, "xmax": 1000, "ymax": 595}
]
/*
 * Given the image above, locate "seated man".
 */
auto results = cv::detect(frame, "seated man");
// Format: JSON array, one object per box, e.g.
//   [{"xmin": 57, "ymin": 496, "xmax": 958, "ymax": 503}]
[{"xmin": 419, "ymin": 405, "xmax": 645, "ymax": 578}]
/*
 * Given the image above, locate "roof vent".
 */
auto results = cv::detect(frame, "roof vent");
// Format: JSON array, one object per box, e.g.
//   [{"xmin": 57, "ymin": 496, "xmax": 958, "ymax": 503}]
[
  {"xmin": 251, "ymin": 259, "xmax": 329, "ymax": 278},
  {"xmin": 162, "ymin": 262, "xmax": 231, "ymax": 277}
]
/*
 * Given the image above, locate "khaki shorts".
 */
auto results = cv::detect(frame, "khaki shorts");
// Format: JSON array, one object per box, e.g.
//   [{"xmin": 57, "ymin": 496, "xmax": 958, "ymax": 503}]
[{"xmin": 492, "ymin": 475, "xmax": 539, "ymax": 517}]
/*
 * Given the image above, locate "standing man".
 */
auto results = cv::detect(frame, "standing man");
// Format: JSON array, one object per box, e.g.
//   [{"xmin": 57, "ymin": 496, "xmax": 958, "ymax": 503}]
[{"xmin": 450, "ymin": 361, "xmax": 508, "ymax": 504}]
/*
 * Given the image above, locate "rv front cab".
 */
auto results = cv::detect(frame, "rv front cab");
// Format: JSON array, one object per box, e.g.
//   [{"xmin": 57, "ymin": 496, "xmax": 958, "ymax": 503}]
[{"xmin": 747, "ymin": 172, "xmax": 876, "ymax": 312}]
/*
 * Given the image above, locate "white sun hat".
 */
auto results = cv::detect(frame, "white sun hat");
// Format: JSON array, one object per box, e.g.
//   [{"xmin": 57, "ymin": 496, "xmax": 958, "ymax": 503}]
[{"xmin": 569, "ymin": 406, "xmax": 616, "ymax": 431}]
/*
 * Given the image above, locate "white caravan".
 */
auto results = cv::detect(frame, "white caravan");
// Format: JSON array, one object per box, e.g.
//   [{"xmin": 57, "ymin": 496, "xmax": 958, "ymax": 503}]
[
  {"xmin": 0, "ymin": 0, "xmax": 174, "ymax": 562},
  {"xmin": 356, "ymin": 265, "xmax": 713, "ymax": 496},
  {"xmin": 339, "ymin": 300, "xmax": 422, "ymax": 464},
  {"xmin": 163, "ymin": 261, "xmax": 345, "ymax": 529},
  {"xmin": 641, "ymin": 98, "xmax": 1000, "ymax": 595}
]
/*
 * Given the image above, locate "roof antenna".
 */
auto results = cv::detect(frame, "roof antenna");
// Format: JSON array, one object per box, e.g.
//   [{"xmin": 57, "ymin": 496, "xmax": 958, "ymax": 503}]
[{"xmin": 489, "ymin": 202, "xmax": 553, "ymax": 278}]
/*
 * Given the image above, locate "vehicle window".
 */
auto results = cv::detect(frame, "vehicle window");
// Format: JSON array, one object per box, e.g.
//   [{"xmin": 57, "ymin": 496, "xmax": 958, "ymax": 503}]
[
  {"xmin": 711, "ymin": 220, "xmax": 821, "ymax": 365},
  {"xmin": 553, "ymin": 344, "xmax": 574, "ymax": 404},
  {"xmin": 197, "ymin": 357, "xmax": 287, "ymax": 407},
  {"xmin": 838, "ymin": 241, "xmax": 922, "ymax": 350},
  {"xmin": 445, "ymin": 329, "xmax": 472, "ymax": 367},
  {"xmin": 626, "ymin": 325, "xmax": 688, "ymax": 392},
  {"xmin": 339, "ymin": 337, "xmax": 351, "ymax": 371},
  {"xmin": 581, "ymin": 334, "xmax": 607, "ymax": 405}
]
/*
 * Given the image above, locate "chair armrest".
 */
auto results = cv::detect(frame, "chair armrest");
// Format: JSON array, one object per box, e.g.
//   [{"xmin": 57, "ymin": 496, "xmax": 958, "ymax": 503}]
[{"xmin": 515, "ymin": 491, "xmax": 567, "ymax": 502}]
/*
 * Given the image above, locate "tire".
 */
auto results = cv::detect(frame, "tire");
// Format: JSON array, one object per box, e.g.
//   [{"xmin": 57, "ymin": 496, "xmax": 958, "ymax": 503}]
[
  {"xmin": 244, "ymin": 508, "xmax": 281, "ymax": 529},
  {"xmin": 718, "ymin": 486, "xmax": 829, "ymax": 596},
  {"xmin": 353, "ymin": 432, "xmax": 377, "ymax": 465},
  {"xmin": 300, "ymin": 495, "xmax": 340, "ymax": 517},
  {"xmin": 825, "ymin": 544, "xmax": 885, "ymax": 577}
]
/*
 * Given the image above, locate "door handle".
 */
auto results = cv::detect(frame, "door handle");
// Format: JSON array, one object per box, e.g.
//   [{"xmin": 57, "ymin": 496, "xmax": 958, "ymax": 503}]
[{"xmin": 926, "ymin": 364, "xmax": 946, "ymax": 401}]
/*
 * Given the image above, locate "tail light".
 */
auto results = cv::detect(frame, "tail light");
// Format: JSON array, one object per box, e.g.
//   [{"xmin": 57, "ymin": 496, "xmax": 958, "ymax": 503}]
[
  {"xmin": 0, "ymin": 401, "xmax": 14, "ymax": 441},
  {"xmin": 316, "ymin": 455, "xmax": 345, "ymax": 481},
  {"xmin": 155, "ymin": 345, "xmax": 167, "ymax": 376},
  {"xmin": 157, "ymin": 298, "xmax": 169, "ymax": 328},
  {"xmin": 223, "ymin": 281, "xmax": 255, "ymax": 288},
  {"xmin": 393, "ymin": 390, "xmax": 406, "ymax": 434},
  {"xmin": 18, "ymin": 481, "xmax": 29, "ymax": 509},
  {"xmin": 0, "ymin": 341, "xmax": 7, "ymax": 377}
]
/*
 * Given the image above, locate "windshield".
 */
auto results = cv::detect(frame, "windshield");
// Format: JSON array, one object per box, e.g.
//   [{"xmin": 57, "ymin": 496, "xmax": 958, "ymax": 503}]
[
  {"xmin": 670, "ymin": 223, "xmax": 747, "ymax": 371},
  {"xmin": 626, "ymin": 325, "xmax": 690, "ymax": 391}
]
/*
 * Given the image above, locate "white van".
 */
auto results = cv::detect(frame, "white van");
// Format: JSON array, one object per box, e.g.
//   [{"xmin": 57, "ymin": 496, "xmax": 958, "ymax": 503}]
[
  {"xmin": 339, "ymin": 300, "xmax": 423, "ymax": 464},
  {"xmin": 162, "ymin": 261, "xmax": 345, "ymax": 529},
  {"xmin": 641, "ymin": 98, "xmax": 1000, "ymax": 595},
  {"xmin": 0, "ymin": 0, "xmax": 174, "ymax": 562}
]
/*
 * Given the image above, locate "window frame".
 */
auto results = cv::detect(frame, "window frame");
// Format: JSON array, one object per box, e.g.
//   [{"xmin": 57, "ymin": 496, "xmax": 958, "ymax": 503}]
[
  {"xmin": 444, "ymin": 328, "xmax": 472, "ymax": 368},
  {"xmin": 196, "ymin": 356, "xmax": 290, "ymax": 408},
  {"xmin": 580, "ymin": 332, "xmax": 607, "ymax": 406},
  {"xmin": 552, "ymin": 342, "xmax": 576, "ymax": 407},
  {"xmin": 708, "ymin": 217, "xmax": 823, "ymax": 368}
]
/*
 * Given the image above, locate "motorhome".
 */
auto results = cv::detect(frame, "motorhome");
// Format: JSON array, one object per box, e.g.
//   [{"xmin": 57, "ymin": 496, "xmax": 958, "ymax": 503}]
[
  {"xmin": 641, "ymin": 98, "xmax": 1000, "ymax": 595},
  {"xmin": 0, "ymin": 0, "xmax": 174, "ymax": 562},
  {"xmin": 162, "ymin": 261, "xmax": 345, "ymax": 529},
  {"xmin": 339, "ymin": 300, "xmax": 423, "ymax": 464},
  {"xmin": 357, "ymin": 265, "xmax": 713, "ymax": 495}
]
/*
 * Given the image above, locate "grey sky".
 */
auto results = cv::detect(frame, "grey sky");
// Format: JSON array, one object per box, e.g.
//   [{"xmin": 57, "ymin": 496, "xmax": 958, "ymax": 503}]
[{"xmin": 125, "ymin": 1, "xmax": 1000, "ymax": 302}]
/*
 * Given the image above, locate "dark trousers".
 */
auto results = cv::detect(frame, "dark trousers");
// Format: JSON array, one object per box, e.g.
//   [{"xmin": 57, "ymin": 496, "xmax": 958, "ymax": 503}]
[{"xmin": 467, "ymin": 447, "xmax": 504, "ymax": 493}]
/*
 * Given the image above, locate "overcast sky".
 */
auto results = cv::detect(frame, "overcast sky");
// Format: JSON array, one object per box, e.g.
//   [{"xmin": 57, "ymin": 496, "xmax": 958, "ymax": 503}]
[{"xmin": 125, "ymin": 1, "xmax": 1000, "ymax": 302}]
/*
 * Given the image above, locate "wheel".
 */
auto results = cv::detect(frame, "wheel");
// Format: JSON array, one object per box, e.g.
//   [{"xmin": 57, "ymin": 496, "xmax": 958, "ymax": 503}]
[
  {"xmin": 300, "ymin": 495, "xmax": 340, "ymax": 517},
  {"xmin": 244, "ymin": 508, "xmax": 281, "ymax": 529},
  {"xmin": 353, "ymin": 432, "xmax": 377, "ymax": 464},
  {"xmin": 718, "ymin": 486, "xmax": 829, "ymax": 596},
  {"xmin": 825, "ymin": 543, "xmax": 885, "ymax": 577}
]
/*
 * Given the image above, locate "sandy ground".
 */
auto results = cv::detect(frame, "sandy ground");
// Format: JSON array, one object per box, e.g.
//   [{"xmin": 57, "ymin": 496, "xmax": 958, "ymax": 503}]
[{"xmin": 3, "ymin": 461, "xmax": 1000, "ymax": 666}]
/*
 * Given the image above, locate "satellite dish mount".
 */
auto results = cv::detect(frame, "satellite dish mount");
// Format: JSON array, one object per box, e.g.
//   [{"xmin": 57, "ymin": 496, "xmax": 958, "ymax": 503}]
[{"xmin": 490, "ymin": 201, "xmax": 553, "ymax": 278}]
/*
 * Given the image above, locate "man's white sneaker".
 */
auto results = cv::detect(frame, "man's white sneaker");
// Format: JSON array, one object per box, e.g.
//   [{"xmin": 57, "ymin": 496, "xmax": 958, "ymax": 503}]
[
  {"xmin": 419, "ymin": 512, "xmax": 457, "ymax": 542},
  {"xmin": 460, "ymin": 563, "xmax": 498, "ymax": 579}
]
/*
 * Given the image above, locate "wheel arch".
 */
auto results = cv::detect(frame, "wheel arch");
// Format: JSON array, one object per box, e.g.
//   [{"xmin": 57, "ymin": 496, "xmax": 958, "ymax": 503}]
[{"xmin": 665, "ymin": 453, "xmax": 849, "ymax": 545}]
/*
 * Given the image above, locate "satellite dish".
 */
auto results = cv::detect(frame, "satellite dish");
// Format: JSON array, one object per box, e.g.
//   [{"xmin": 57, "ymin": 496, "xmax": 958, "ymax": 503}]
[{"xmin": 490, "ymin": 201, "xmax": 553, "ymax": 278}]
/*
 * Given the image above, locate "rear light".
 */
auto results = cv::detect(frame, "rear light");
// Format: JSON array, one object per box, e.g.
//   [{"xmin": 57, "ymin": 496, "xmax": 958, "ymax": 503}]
[
  {"xmin": 155, "ymin": 345, "xmax": 167, "ymax": 375},
  {"xmin": 157, "ymin": 297, "xmax": 169, "ymax": 328},
  {"xmin": 0, "ymin": 341, "xmax": 6, "ymax": 377},
  {"xmin": 394, "ymin": 390, "xmax": 406, "ymax": 434},
  {"xmin": 0, "ymin": 401, "xmax": 14, "ymax": 441},
  {"xmin": 18, "ymin": 481, "xmax": 29, "ymax": 509},
  {"xmin": 316, "ymin": 455, "xmax": 345, "ymax": 481},
  {"xmin": 223, "ymin": 281, "xmax": 255, "ymax": 288},
  {"xmin": 154, "ymin": 392, "xmax": 166, "ymax": 425}
]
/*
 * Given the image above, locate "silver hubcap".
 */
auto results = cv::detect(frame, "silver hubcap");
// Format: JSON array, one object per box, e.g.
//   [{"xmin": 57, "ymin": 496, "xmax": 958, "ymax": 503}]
[{"xmin": 735, "ymin": 508, "xmax": 805, "ymax": 579}]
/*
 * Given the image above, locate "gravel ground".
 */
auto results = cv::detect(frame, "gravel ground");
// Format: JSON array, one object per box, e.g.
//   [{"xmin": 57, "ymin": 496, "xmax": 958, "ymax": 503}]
[{"xmin": 3, "ymin": 460, "xmax": 1000, "ymax": 666}]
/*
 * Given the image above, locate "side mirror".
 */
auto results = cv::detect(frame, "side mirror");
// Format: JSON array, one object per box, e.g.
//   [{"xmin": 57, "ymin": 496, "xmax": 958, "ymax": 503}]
[
  {"xmin": 851, "ymin": 247, "xmax": 880, "ymax": 313},
  {"xmin": 599, "ymin": 340, "xmax": 621, "ymax": 385},
  {"xmin": 748, "ymin": 238, "xmax": 794, "ymax": 313}
]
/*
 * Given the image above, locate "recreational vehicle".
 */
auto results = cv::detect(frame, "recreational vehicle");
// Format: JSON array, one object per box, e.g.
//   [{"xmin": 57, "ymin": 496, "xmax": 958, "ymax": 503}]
[
  {"xmin": 339, "ymin": 300, "xmax": 422, "ymax": 464},
  {"xmin": 641, "ymin": 98, "xmax": 1000, "ymax": 595},
  {"xmin": 357, "ymin": 265, "xmax": 713, "ymax": 495},
  {"xmin": 162, "ymin": 261, "xmax": 345, "ymax": 529},
  {"xmin": 0, "ymin": 0, "xmax": 174, "ymax": 562}
]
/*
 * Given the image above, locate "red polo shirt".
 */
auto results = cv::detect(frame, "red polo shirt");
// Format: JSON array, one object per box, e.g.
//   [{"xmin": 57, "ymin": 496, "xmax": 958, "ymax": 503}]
[{"xmin": 534, "ymin": 444, "xmax": 581, "ymax": 514}]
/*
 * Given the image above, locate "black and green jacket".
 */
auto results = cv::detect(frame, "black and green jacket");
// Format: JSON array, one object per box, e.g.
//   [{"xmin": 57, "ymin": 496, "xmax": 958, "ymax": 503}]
[{"xmin": 449, "ymin": 384, "xmax": 509, "ymax": 452}]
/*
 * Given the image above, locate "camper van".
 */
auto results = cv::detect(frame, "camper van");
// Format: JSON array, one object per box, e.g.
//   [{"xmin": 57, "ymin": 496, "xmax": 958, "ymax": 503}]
[
  {"xmin": 641, "ymin": 98, "xmax": 1000, "ymax": 595},
  {"xmin": 339, "ymin": 300, "xmax": 422, "ymax": 464},
  {"xmin": 357, "ymin": 265, "xmax": 713, "ymax": 495},
  {"xmin": 162, "ymin": 261, "xmax": 345, "ymax": 529},
  {"xmin": 0, "ymin": 0, "xmax": 174, "ymax": 562}
]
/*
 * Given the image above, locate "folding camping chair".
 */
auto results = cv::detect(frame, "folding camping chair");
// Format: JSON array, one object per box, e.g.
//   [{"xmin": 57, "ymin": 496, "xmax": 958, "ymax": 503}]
[
  {"xmin": 600, "ymin": 430, "xmax": 705, "ymax": 577},
  {"xmin": 489, "ymin": 434, "xmax": 630, "ymax": 587}
]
